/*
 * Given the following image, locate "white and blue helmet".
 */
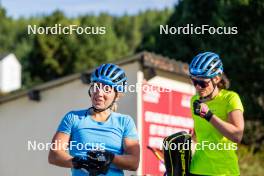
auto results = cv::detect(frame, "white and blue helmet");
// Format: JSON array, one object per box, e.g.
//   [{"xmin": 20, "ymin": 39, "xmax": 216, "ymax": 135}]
[
  {"xmin": 90, "ymin": 63, "xmax": 127, "ymax": 92},
  {"xmin": 189, "ymin": 52, "xmax": 223, "ymax": 78}
]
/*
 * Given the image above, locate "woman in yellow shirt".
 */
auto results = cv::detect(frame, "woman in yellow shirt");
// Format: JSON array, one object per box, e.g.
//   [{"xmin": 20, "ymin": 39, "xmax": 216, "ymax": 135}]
[{"xmin": 188, "ymin": 52, "xmax": 244, "ymax": 176}]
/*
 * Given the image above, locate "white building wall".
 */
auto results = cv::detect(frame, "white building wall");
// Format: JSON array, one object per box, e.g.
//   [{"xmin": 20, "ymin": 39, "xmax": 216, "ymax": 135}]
[{"xmin": 0, "ymin": 54, "xmax": 22, "ymax": 93}]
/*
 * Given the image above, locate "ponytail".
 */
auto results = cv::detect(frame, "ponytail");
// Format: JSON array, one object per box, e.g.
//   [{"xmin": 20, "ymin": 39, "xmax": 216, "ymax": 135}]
[
  {"xmin": 111, "ymin": 102, "xmax": 118, "ymax": 112},
  {"xmin": 111, "ymin": 92, "xmax": 124, "ymax": 112},
  {"xmin": 217, "ymin": 73, "xmax": 230, "ymax": 89}
]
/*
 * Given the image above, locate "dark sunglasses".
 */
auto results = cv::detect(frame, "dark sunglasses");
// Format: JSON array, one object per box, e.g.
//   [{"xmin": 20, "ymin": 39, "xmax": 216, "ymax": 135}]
[{"xmin": 191, "ymin": 79, "xmax": 211, "ymax": 88}]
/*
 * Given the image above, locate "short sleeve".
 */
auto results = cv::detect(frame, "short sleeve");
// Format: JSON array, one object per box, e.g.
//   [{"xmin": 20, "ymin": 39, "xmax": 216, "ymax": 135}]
[
  {"xmin": 57, "ymin": 112, "xmax": 75, "ymax": 135},
  {"xmin": 123, "ymin": 116, "xmax": 138, "ymax": 140},
  {"xmin": 227, "ymin": 92, "xmax": 244, "ymax": 113}
]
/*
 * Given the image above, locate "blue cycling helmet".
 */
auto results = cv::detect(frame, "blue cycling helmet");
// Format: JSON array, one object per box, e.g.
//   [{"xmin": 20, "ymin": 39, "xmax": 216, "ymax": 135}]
[
  {"xmin": 189, "ymin": 52, "xmax": 223, "ymax": 78},
  {"xmin": 90, "ymin": 63, "xmax": 127, "ymax": 92}
]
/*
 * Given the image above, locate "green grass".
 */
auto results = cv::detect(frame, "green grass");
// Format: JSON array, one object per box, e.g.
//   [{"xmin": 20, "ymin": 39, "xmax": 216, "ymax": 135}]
[{"xmin": 238, "ymin": 145, "xmax": 264, "ymax": 176}]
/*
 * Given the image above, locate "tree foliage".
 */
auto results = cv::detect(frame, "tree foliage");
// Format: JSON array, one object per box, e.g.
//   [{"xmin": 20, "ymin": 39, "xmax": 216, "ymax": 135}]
[
  {"xmin": 140, "ymin": 0, "xmax": 264, "ymax": 121},
  {"xmin": 0, "ymin": 8, "xmax": 171, "ymax": 87}
]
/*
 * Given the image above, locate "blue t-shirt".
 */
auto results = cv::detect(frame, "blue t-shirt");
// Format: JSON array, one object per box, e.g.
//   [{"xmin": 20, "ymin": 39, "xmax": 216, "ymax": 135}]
[{"xmin": 57, "ymin": 109, "xmax": 138, "ymax": 176}]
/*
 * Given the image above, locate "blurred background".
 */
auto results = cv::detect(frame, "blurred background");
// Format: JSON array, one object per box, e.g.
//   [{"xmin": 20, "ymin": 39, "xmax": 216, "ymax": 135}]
[{"xmin": 0, "ymin": 0, "xmax": 263, "ymax": 175}]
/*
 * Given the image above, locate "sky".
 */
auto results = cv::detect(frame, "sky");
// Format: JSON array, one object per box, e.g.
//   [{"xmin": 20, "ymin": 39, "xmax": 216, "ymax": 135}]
[{"xmin": 1, "ymin": 0, "xmax": 178, "ymax": 18}]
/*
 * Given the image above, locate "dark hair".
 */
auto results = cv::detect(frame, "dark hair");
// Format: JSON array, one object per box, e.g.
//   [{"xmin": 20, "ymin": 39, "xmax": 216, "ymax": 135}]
[{"xmin": 217, "ymin": 73, "xmax": 230, "ymax": 89}]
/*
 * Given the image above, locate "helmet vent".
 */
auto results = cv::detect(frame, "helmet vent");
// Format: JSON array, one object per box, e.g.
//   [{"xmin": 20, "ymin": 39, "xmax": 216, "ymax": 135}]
[
  {"xmin": 95, "ymin": 69, "xmax": 99, "ymax": 77},
  {"xmin": 107, "ymin": 65, "xmax": 115, "ymax": 76},
  {"xmin": 111, "ymin": 68, "xmax": 120, "ymax": 78},
  {"xmin": 114, "ymin": 73, "xmax": 125, "ymax": 83}
]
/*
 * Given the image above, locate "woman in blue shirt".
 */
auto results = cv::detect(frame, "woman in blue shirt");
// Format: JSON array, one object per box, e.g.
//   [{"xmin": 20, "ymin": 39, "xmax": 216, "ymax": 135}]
[{"xmin": 48, "ymin": 64, "xmax": 140, "ymax": 176}]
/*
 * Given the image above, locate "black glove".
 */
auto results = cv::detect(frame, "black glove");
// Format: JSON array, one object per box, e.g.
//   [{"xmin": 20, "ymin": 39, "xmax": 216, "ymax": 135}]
[
  {"xmin": 87, "ymin": 150, "xmax": 115, "ymax": 175},
  {"xmin": 72, "ymin": 156, "xmax": 90, "ymax": 171},
  {"xmin": 193, "ymin": 100, "xmax": 202, "ymax": 116},
  {"xmin": 193, "ymin": 100, "xmax": 213, "ymax": 121}
]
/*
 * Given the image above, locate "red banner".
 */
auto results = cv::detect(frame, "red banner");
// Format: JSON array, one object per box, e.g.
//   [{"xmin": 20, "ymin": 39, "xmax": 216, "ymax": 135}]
[{"xmin": 142, "ymin": 83, "xmax": 193, "ymax": 175}]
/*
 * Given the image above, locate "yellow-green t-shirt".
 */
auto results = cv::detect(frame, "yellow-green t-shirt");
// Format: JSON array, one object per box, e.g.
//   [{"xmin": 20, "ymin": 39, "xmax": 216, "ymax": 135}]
[{"xmin": 190, "ymin": 89, "xmax": 244, "ymax": 176}]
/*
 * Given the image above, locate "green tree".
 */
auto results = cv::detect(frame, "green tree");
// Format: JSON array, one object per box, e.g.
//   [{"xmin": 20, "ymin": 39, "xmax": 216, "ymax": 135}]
[
  {"xmin": 73, "ymin": 13, "xmax": 130, "ymax": 72},
  {"xmin": 26, "ymin": 11, "xmax": 78, "ymax": 83},
  {"xmin": 0, "ymin": 7, "xmax": 16, "ymax": 53},
  {"xmin": 137, "ymin": 9, "xmax": 172, "ymax": 51}
]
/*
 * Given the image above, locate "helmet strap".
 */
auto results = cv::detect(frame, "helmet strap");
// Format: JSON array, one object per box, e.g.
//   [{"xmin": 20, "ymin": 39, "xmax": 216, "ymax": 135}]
[{"xmin": 199, "ymin": 79, "xmax": 217, "ymax": 103}]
